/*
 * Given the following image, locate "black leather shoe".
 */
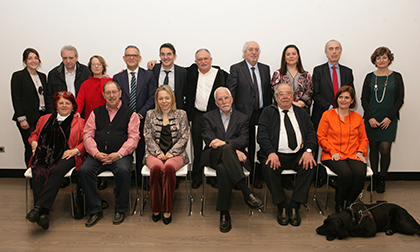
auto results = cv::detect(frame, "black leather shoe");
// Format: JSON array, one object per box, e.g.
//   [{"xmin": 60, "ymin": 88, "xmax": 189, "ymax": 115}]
[
  {"xmin": 97, "ymin": 178, "xmax": 108, "ymax": 190},
  {"xmin": 152, "ymin": 212, "xmax": 161, "ymax": 222},
  {"xmin": 219, "ymin": 213, "xmax": 231, "ymax": 233},
  {"xmin": 26, "ymin": 206, "xmax": 42, "ymax": 223},
  {"xmin": 37, "ymin": 214, "xmax": 49, "ymax": 230},
  {"xmin": 289, "ymin": 208, "xmax": 301, "ymax": 226},
  {"xmin": 60, "ymin": 177, "xmax": 70, "ymax": 188},
  {"xmin": 191, "ymin": 180, "xmax": 202, "ymax": 189},
  {"xmin": 113, "ymin": 212, "xmax": 124, "ymax": 225},
  {"xmin": 163, "ymin": 213, "xmax": 172, "ymax": 225},
  {"xmin": 245, "ymin": 194, "xmax": 263, "ymax": 209},
  {"xmin": 277, "ymin": 208, "xmax": 289, "ymax": 226},
  {"xmin": 85, "ymin": 211, "xmax": 103, "ymax": 227}
]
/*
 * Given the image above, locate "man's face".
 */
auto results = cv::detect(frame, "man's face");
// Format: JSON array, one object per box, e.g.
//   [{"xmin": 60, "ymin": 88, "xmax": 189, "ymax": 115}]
[
  {"xmin": 244, "ymin": 41, "xmax": 260, "ymax": 66},
  {"xmin": 195, "ymin": 50, "xmax": 212, "ymax": 74},
  {"xmin": 215, "ymin": 88, "xmax": 233, "ymax": 114},
  {"xmin": 123, "ymin": 47, "xmax": 141, "ymax": 71},
  {"xmin": 275, "ymin": 84, "xmax": 293, "ymax": 110},
  {"xmin": 103, "ymin": 83, "xmax": 122, "ymax": 109},
  {"xmin": 61, "ymin": 49, "xmax": 78, "ymax": 71},
  {"xmin": 160, "ymin": 47, "xmax": 176, "ymax": 70},
  {"xmin": 325, "ymin": 41, "xmax": 342, "ymax": 65}
]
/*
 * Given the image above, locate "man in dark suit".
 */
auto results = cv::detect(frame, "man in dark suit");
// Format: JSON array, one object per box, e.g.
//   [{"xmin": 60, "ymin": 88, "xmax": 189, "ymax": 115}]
[
  {"xmin": 311, "ymin": 39, "xmax": 354, "ymax": 186},
  {"xmin": 45, "ymin": 45, "xmax": 90, "ymax": 113},
  {"xmin": 202, "ymin": 87, "xmax": 263, "ymax": 233},
  {"xmin": 226, "ymin": 41, "xmax": 272, "ymax": 188},
  {"xmin": 258, "ymin": 83, "xmax": 317, "ymax": 227},
  {"xmin": 113, "ymin": 45, "xmax": 157, "ymax": 182},
  {"xmin": 185, "ymin": 48, "xmax": 228, "ymax": 189},
  {"xmin": 151, "ymin": 43, "xmax": 187, "ymax": 110}
]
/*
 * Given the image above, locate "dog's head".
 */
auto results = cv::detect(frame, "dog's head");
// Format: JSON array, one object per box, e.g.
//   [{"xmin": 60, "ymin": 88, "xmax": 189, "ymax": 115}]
[{"xmin": 316, "ymin": 213, "xmax": 350, "ymax": 241}]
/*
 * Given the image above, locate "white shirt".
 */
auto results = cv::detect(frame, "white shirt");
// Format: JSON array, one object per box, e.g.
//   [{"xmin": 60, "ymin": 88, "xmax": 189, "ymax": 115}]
[
  {"xmin": 195, "ymin": 67, "xmax": 218, "ymax": 112},
  {"xmin": 31, "ymin": 75, "xmax": 45, "ymax": 109},
  {"xmin": 277, "ymin": 106, "xmax": 303, "ymax": 154},
  {"xmin": 65, "ymin": 65, "xmax": 76, "ymax": 96},
  {"xmin": 158, "ymin": 65, "xmax": 175, "ymax": 91},
  {"xmin": 127, "ymin": 69, "xmax": 138, "ymax": 94}
]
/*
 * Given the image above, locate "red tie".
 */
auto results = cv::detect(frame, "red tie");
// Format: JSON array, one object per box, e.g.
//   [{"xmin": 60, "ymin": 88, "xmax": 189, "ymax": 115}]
[{"xmin": 332, "ymin": 66, "xmax": 339, "ymax": 95}]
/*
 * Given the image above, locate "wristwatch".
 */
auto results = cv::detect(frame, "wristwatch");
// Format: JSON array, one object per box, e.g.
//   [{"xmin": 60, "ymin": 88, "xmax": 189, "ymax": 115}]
[{"xmin": 306, "ymin": 148, "xmax": 312, "ymax": 153}]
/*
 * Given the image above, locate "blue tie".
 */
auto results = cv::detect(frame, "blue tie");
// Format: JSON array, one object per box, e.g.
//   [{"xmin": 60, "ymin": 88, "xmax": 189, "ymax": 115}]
[{"xmin": 129, "ymin": 72, "xmax": 137, "ymax": 111}]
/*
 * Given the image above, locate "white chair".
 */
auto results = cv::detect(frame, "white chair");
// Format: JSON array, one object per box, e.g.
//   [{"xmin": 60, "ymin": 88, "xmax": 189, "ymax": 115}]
[{"xmin": 24, "ymin": 167, "xmax": 76, "ymax": 217}]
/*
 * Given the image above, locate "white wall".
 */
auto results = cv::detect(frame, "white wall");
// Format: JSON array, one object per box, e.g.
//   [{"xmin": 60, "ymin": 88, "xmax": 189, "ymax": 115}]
[{"xmin": 1, "ymin": 0, "xmax": 418, "ymax": 171}]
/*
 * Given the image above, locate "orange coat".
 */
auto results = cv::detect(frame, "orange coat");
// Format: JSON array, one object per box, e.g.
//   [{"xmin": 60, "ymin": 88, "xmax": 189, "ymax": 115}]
[{"xmin": 317, "ymin": 110, "xmax": 369, "ymax": 161}]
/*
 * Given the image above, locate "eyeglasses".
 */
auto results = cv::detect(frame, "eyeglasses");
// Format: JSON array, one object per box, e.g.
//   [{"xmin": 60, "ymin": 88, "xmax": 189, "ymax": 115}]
[
  {"xmin": 57, "ymin": 91, "xmax": 72, "ymax": 96},
  {"xmin": 38, "ymin": 86, "xmax": 43, "ymax": 95},
  {"xmin": 276, "ymin": 91, "xmax": 293, "ymax": 97},
  {"xmin": 124, "ymin": 54, "xmax": 140, "ymax": 58},
  {"xmin": 216, "ymin": 95, "xmax": 231, "ymax": 101},
  {"xmin": 104, "ymin": 90, "xmax": 119, "ymax": 96},
  {"xmin": 91, "ymin": 63, "xmax": 102, "ymax": 67}
]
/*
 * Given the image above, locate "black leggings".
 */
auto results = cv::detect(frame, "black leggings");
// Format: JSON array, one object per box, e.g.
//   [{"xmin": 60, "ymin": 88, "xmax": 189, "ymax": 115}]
[
  {"xmin": 322, "ymin": 159, "xmax": 366, "ymax": 194},
  {"xmin": 369, "ymin": 141, "xmax": 392, "ymax": 176}
]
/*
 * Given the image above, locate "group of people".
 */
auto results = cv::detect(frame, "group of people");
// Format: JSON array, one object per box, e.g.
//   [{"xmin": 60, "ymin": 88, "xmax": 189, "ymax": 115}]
[{"xmin": 11, "ymin": 39, "xmax": 404, "ymax": 233}]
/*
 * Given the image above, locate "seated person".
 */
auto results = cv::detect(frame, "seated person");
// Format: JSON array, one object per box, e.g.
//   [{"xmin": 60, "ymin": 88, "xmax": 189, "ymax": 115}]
[
  {"xmin": 26, "ymin": 91, "xmax": 85, "ymax": 230},
  {"xmin": 257, "ymin": 83, "xmax": 316, "ymax": 227},
  {"xmin": 317, "ymin": 86, "xmax": 369, "ymax": 213},
  {"xmin": 143, "ymin": 85, "xmax": 190, "ymax": 225},
  {"xmin": 202, "ymin": 87, "xmax": 263, "ymax": 233},
  {"xmin": 79, "ymin": 81, "xmax": 140, "ymax": 227}
]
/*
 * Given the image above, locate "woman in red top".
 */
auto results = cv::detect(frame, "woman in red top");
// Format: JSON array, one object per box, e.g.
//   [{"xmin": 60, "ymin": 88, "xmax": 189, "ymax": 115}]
[
  {"xmin": 75, "ymin": 55, "xmax": 111, "ymax": 119},
  {"xmin": 317, "ymin": 86, "xmax": 369, "ymax": 213}
]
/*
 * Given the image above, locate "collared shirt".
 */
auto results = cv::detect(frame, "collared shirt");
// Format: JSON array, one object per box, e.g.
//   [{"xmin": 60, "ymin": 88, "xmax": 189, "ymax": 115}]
[
  {"xmin": 245, "ymin": 60, "xmax": 263, "ymax": 109},
  {"xmin": 277, "ymin": 105, "xmax": 303, "ymax": 154},
  {"xmin": 65, "ymin": 65, "xmax": 76, "ymax": 96},
  {"xmin": 195, "ymin": 67, "xmax": 218, "ymax": 112},
  {"xmin": 158, "ymin": 65, "xmax": 175, "ymax": 91},
  {"xmin": 83, "ymin": 100, "xmax": 140, "ymax": 158},
  {"xmin": 219, "ymin": 109, "xmax": 232, "ymax": 132},
  {"xmin": 127, "ymin": 68, "xmax": 138, "ymax": 94}
]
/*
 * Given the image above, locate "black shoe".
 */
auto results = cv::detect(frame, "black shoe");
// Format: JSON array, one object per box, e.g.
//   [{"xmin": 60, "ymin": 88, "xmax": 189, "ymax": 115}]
[
  {"xmin": 210, "ymin": 179, "xmax": 218, "ymax": 189},
  {"xmin": 97, "ymin": 178, "xmax": 108, "ymax": 190},
  {"xmin": 277, "ymin": 208, "xmax": 289, "ymax": 226},
  {"xmin": 152, "ymin": 212, "xmax": 161, "ymax": 222},
  {"xmin": 245, "ymin": 194, "xmax": 263, "ymax": 209},
  {"xmin": 220, "ymin": 213, "xmax": 232, "ymax": 233},
  {"xmin": 26, "ymin": 206, "xmax": 42, "ymax": 223},
  {"xmin": 37, "ymin": 214, "xmax": 49, "ymax": 230},
  {"xmin": 253, "ymin": 179, "xmax": 263, "ymax": 189},
  {"xmin": 60, "ymin": 177, "xmax": 70, "ymax": 188},
  {"xmin": 163, "ymin": 213, "xmax": 172, "ymax": 225},
  {"xmin": 376, "ymin": 175, "xmax": 386, "ymax": 194},
  {"xmin": 113, "ymin": 212, "xmax": 124, "ymax": 225},
  {"xmin": 316, "ymin": 178, "xmax": 325, "ymax": 188},
  {"xmin": 191, "ymin": 180, "xmax": 202, "ymax": 189},
  {"xmin": 289, "ymin": 208, "xmax": 301, "ymax": 226},
  {"xmin": 85, "ymin": 211, "xmax": 103, "ymax": 227}
]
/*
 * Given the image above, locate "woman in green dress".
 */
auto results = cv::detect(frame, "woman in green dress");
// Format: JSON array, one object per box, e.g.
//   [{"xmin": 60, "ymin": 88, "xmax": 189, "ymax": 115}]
[{"xmin": 361, "ymin": 47, "xmax": 405, "ymax": 193}]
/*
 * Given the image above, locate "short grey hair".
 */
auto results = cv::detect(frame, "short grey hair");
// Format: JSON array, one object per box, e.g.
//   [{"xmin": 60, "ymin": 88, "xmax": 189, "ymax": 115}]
[
  {"xmin": 125, "ymin": 45, "xmax": 141, "ymax": 56},
  {"xmin": 103, "ymin": 80, "xmax": 121, "ymax": 92},
  {"xmin": 324, "ymin": 39, "xmax": 342, "ymax": 52},
  {"xmin": 242, "ymin": 41, "xmax": 261, "ymax": 59},
  {"xmin": 274, "ymin": 83, "xmax": 294, "ymax": 95},
  {"xmin": 214, "ymin": 87, "xmax": 232, "ymax": 100},
  {"xmin": 61, "ymin": 45, "xmax": 78, "ymax": 58},
  {"xmin": 195, "ymin": 48, "xmax": 211, "ymax": 59}
]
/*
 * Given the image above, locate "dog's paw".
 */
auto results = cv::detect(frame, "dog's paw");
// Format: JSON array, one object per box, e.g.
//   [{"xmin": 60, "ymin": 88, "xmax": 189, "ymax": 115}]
[
  {"xmin": 326, "ymin": 235, "xmax": 336, "ymax": 241},
  {"xmin": 386, "ymin": 229, "xmax": 395, "ymax": 235}
]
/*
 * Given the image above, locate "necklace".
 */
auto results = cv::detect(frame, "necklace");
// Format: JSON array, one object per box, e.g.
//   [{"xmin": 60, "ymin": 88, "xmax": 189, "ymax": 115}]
[{"xmin": 374, "ymin": 72, "xmax": 389, "ymax": 103}]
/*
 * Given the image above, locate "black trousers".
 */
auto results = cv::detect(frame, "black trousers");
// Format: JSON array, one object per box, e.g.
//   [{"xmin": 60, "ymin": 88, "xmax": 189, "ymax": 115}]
[
  {"xmin": 191, "ymin": 108, "xmax": 205, "ymax": 182},
  {"xmin": 135, "ymin": 119, "xmax": 145, "ymax": 182}
]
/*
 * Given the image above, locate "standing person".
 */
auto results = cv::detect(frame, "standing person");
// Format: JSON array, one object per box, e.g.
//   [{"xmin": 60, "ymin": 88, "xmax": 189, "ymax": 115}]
[
  {"xmin": 361, "ymin": 46, "xmax": 404, "ymax": 193},
  {"xmin": 144, "ymin": 85, "xmax": 189, "ymax": 225},
  {"xmin": 226, "ymin": 41, "xmax": 271, "ymax": 189},
  {"xmin": 271, "ymin": 44, "xmax": 313, "ymax": 114},
  {"xmin": 11, "ymin": 48, "xmax": 47, "ymax": 167},
  {"xmin": 318, "ymin": 86, "xmax": 369, "ymax": 213}
]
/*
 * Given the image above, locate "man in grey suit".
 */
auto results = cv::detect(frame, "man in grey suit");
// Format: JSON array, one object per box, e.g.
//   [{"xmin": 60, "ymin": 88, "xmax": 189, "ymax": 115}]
[{"xmin": 226, "ymin": 41, "xmax": 272, "ymax": 188}]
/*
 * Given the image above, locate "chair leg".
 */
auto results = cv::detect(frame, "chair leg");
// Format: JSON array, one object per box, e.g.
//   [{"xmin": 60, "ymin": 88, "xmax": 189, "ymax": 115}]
[
  {"xmin": 246, "ymin": 176, "xmax": 253, "ymax": 216},
  {"xmin": 132, "ymin": 168, "xmax": 139, "ymax": 215},
  {"xmin": 200, "ymin": 171, "xmax": 206, "ymax": 216},
  {"xmin": 324, "ymin": 174, "xmax": 330, "ymax": 213},
  {"xmin": 262, "ymin": 182, "xmax": 267, "ymax": 213},
  {"xmin": 69, "ymin": 176, "xmax": 74, "ymax": 218},
  {"xmin": 26, "ymin": 177, "xmax": 30, "ymax": 214},
  {"xmin": 370, "ymin": 175, "xmax": 373, "ymax": 203},
  {"xmin": 312, "ymin": 164, "xmax": 324, "ymax": 215}
]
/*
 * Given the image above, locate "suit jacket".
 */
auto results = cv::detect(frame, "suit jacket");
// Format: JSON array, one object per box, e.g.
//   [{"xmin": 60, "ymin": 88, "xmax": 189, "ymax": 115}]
[
  {"xmin": 113, "ymin": 67, "xmax": 157, "ymax": 118},
  {"xmin": 185, "ymin": 63, "xmax": 228, "ymax": 120},
  {"xmin": 226, "ymin": 60, "xmax": 272, "ymax": 117},
  {"xmin": 46, "ymin": 62, "xmax": 90, "ymax": 113},
  {"xmin": 311, "ymin": 62, "xmax": 354, "ymax": 128},
  {"xmin": 11, "ymin": 68, "xmax": 47, "ymax": 124},
  {"xmin": 152, "ymin": 63, "xmax": 187, "ymax": 110},
  {"xmin": 201, "ymin": 108, "xmax": 251, "ymax": 171},
  {"xmin": 257, "ymin": 104, "xmax": 317, "ymax": 157}
]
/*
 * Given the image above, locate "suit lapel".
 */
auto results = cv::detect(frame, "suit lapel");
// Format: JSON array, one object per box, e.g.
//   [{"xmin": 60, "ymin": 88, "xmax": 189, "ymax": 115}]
[
  {"xmin": 225, "ymin": 110, "xmax": 238, "ymax": 139},
  {"xmin": 323, "ymin": 63, "xmax": 334, "ymax": 93},
  {"xmin": 214, "ymin": 110, "xmax": 226, "ymax": 139},
  {"xmin": 136, "ymin": 67, "xmax": 142, "ymax": 97},
  {"xmin": 240, "ymin": 60, "xmax": 255, "ymax": 92},
  {"xmin": 23, "ymin": 69, "xmax": 38, "ymax": 95}
]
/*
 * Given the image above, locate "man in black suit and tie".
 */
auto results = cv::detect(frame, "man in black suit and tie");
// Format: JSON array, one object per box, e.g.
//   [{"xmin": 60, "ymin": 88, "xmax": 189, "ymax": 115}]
[
  {"xmin": 113, "ymin": 45, "xmax": 157, "ymax": 182},
  {"xmin": 151, "ymin": 43, "xmax": 187, "ymax": 110},
  {"xmin": 311, "ymin": 39, "xmax": 354, "ymax": 186},
  {"xmin": 258, "ymin": 83, "xmax": 317, "ymax": 227},
  {"xmin": 202, "ymin": 87, "xmax": 263, "ymax": 233},
  {"xmin": 226, "ymin": 41, "xmax": 272, "ymax": 188}
]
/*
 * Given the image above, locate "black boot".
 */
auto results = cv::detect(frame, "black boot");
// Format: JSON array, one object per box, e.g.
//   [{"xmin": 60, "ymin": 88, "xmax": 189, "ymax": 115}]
[
  {"xmin": 376, "ymin": 175, "xmax": 386, "ymax": 194},
  {"xmin": 334, "ymin": 187, "xmax": 345, "ymax": 213},
  {"xmin": 367, "ymin": 174, "xmax": 378, "ymax": 191}
]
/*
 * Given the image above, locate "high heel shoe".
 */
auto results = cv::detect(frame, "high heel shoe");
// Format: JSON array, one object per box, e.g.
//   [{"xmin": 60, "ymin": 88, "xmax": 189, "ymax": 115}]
[
  {"xmin": 152, "ymin": 212, "xmax": 161, "ymax": 222},
  {"xmin": 163, "ymin": 213, "xmax": 172, "ymax": 225}
]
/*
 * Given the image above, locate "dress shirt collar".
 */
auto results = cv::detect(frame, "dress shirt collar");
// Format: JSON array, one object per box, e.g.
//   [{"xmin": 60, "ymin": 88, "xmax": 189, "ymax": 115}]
[
  {"xmin": 57, "ymin": 113, "xmax": 71, "ymax": 122},
  {"xmin": 328, "ymin": 61, "xmax": 339, "ymax": 70},
  {"xmin": 245, "ymin": 60, "xmax": 259, "ymax": 71},
  {"xmin": 65, "ymin": 64, "xmax": 77, "ymax": 75}
]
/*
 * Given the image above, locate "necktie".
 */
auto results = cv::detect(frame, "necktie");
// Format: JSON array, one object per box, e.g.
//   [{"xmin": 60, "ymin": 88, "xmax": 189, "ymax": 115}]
[
  {"xmin": 332, "ymin": 66, "xmax": 339, "ymax": 95},
  {"xmin": 163, "ymin": 70, "xmax": 171, "ymax": 85},
  {"xmin": 251, "ymin": 67, "xmax": 259, "ymax": 110},
  {"xmin": 129, "ymin": 72, "xmax": 137, "ymax": 111},
  {"xmin": 283, "ymin": 110, "xmax": 297, "ymax": 150}
]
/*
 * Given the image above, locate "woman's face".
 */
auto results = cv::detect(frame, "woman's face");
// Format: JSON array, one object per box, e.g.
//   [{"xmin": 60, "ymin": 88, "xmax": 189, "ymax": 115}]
[
  {"xmin": 285, "ymin": 47, "xmax": 299, "ymax": 66},
  {"xmin": 56, "ymin": 97, "xmax": 74, "ymax": 116},
  {"xmin": 375, "ymin": 54, "xmax": 390, "ymax": 69},
  {"xmin": 157, "ymin": 90, "xmax": 172, "ymax": 111},
  {"xmin": 90, "ymin": 57, "xmax": 104, "ymax": 77},
  {"xmin": 25, "ymin": 52, "xmax": 40, "ymax": 71},
  {"xmin": 337, "ymin": 91, "xmax": 354, "ymax": 110}
]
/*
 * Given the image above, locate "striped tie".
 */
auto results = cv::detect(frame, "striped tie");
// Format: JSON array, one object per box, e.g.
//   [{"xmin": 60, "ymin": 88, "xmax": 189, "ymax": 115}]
[{"xmin": 129, "ymin": 72, "xmax": 137, "ymax": 111}]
